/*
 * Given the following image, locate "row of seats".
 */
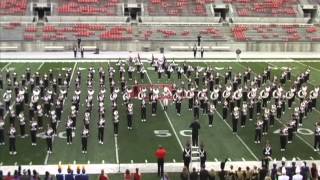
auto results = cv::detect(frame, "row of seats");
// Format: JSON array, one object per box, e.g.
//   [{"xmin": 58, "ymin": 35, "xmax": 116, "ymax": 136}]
[
  {"xmin": 225, "ymin": 0, "xmax": 298, "ymax": 17},
  {"xmin": 57, "ymin": 0, "xmax": 119, "ymax": 15},
  {"xmin": 140, "ymin": 25, "xmax": 225, "ymax": 40},
  {"xmin": 0, "ymin": 0, "xmax": 27, "ymax": 15},
  {"xmin": 1, "ymin": 23, "xmax": 319, "ymax": 42},
  {"xmin": 147, "ymin": 0, "xmax": 213, "ymax": 16},
  {"xmin": 232, "ymin": 24, "xmax": 320, "ymax": 41}
]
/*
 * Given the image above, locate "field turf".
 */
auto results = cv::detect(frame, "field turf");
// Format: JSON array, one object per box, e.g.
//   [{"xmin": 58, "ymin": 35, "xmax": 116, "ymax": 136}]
[{"xmin": 0, "ymin": 59, "xmax": 320, "ymax": 167}]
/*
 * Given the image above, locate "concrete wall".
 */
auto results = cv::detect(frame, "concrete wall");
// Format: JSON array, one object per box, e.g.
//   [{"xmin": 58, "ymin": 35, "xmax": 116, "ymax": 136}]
[{"xmin": 1, "ymin": 40, "xmax": 319, "ymax": 52}]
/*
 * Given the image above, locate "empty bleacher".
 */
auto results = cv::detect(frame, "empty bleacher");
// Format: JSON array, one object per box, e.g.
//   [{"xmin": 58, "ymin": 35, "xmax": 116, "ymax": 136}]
[
  {"xmin": 0, "ymin": 0, "xmax": 28, "ymax": 16},
  {"xmin": 232, "ymin": 24, "xmax": 320, "ymax": 41},
  {"xmin": 56, "ymin": 0, "xmax": 122, "ymax": 16},
  {"xmin": 145, "ymin": 0, "xmax": 214, "ymax": 16}
]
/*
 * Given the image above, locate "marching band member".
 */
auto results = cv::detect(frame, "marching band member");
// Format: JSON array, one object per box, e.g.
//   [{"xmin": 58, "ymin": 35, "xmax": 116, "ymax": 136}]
[
  {"xmin": 162, "ymin": 87, "xmax": 172, "ymax": 111},
  {"xmin": 186, "ymin": 88, "xmax": 194, "ymax": 110},
  {"xmin": 280, "ymin": 126, "xmax": 288, "ymax": 151},
  {"xmin": 208, "ymin": 104, "xmax": 215, "ymax": 127},
  {"xmin": 151, "ymin": 91, "xmax": 158, "ymax": 116},
  {"xmin": 287, "ymin": 120, "xmax": 296, "ymax": 143},
  {"xmin": 81, "ymin": 128, "xmax": 89, "ymax": 154},
  {"xmin": 0, "ymin": 118, "xmax": 4, "ymax": 145},
  {"xmin": 128, "ymin": 65, "xmax": 135, "ymax": 80},
  {"xmin": 232, "ymin": 107, "xmax": 240, "ymax": 133},
  {"xmin": 255, "ymin": 119, "xmax": 263, "ymax": 144},
  {"xmin": 200, "ymin": 144, "xmax": 207, "ymax": 168},
  {"xmin": 46, "ymin": 125, "xmax": 53, "ymax": 153},
  {"xmin": 98, "ymin": 116, "xmax": 105, "ymax": 144},
  {"xmin": 193, "ymin": 99, "xmax": 200, "ymax": 120},
  {"xmin": 286, "ymin": 90, "xmax": 295, "ymax": 109},
  {"xmin": 183, "ymin": 143, "xmax": 191, "ymax": 170},
  {"xmin": 141, "ymin": 99, "xmax": 147, "ymax": 122},
  {"xmin": 30, "ymin": 119, "xmax": 38, "ymax": 146},
  {"xmin": 270, "ymin": 105, "xmax": 276, "ymax": 127},
  {"xmin": 241, "ymin": 103, "xmax": 247, "ymax": 127},
  {"xmin": 3, "ymin": 89, "xmax": 12, "ymax": 111},
  {"xmin": 262, "ymin": 109, "xmax": 270, "ymax": 135},
  {"xmin": 314, "ymin": 122, "xmax": 320, "ymax": 151},
  {"xmin": 175, "ymin": 94, "xmax": 182, "ymax": 116},
  {"xmin": 113, "ymin": 110, "xmax": 119, "ymax": 135},
  {"xmin": 263, "ymin": 143, "xmax": 272, "ymax": 168},
  {"xmin": 310, "ymin": 87, "xmax": 319, "ymax": 109},
  {"xmin": 66, "ymin": 117, "xmax": 73, "ymax": 144},
  {"xmin": 18, "ymin": 112, "xmax": 26, "ymax": 138},
  {"xmin": 248, "ymin": 100, "xmax": 254, "ymax": 121},
  {"xmin": 127, "ymin": 101, "xmax": 134, "ymax": 130},
  {"xmin": 222, "ymin": 101, "xmax": 228, "ymax": 120},
  {"xmin": 8, "ymin": 124, "xmax": 17, "ymax": 155}
]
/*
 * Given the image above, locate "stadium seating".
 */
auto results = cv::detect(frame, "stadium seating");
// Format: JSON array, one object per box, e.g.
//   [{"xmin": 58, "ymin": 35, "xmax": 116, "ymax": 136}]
[
  {"xmin": 0, "ymin": 0, "xmax": 28, "ymax": 16},
  {"xmin": 146, "ymin": 0, "xmax": 214, "ymax": 16},
  {"xmin": 57, "ymin": 0, "xmax": 121, "ymax": 16},
  {"xmin": 232, "ymin": 24, "xmax": 320, "ymax": 41},
  {"xmin": 227, "ymin": 0, "xmax": 299, "ymax": 17},
  {"xmin": 139, "ymin": 25, "xmax": 227, "ymax": 41}
]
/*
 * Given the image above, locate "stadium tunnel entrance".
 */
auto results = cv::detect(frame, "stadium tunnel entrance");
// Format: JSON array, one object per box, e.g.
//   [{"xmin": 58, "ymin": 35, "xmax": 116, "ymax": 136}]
[
  {"xmin": 124, "ymin": 4, "xmax": 142, "ymax": 21},
  {"xmin": 33, "ymin": 5, "xmax": 51, "ymax": 20},
  {"xmin": 213, "ymin": 4, "xmax": 229, "ymax": 23}
]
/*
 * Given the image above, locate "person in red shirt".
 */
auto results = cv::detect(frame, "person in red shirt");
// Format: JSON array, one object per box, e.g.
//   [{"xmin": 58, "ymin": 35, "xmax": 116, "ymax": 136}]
[
  {"xmin": 99, "ymin": 170, "xmax": 109, "ymax": 180},
  {"xmin": 4, "ymin": 172, "xmax": 14, "ymax": 180},
  {"xmin": 124, "ymin": 169, "xmax": 132, "ymax": 180},
  {"xmin": 133, "ymin": 168, "xmax": 142, "ymax": 180},
  {"xmin": 155, "ymin": 145, "xmax": 167, "ymax": 177}
]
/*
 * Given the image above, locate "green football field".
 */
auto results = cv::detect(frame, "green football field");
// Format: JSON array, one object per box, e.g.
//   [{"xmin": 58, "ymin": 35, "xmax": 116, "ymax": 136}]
[{"xmin": 0, "ymin": 59, "xmax": 320, "ymax": 168}]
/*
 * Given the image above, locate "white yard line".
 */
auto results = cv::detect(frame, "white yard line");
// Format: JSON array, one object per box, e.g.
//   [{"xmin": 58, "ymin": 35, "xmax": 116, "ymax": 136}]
[
  {"xmin": 37, "ymin": 62, "xmax": 44, "ymax": 71},
  {"xmin": 1, "ymin": 62, "xmax": 11, "ymax": 71},
  {"xmin": 114, "ymin": 136, "xmax": 120, "ymax": 164},
  {"xmin": 44, "ymin": 62, "xmax": 78, "ymax": 165},
  {"xmin": 296, "ymin": 61, "xmax": 320, "ymax": 73},
  {"xmin": 145, "ymin": 66, "xmax": 184, "ymax": 151}
]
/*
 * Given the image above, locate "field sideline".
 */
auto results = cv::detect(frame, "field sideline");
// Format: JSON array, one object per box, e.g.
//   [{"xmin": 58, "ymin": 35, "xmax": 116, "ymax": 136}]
[{"xmin": 0, "ymin": 58, "xmax": 320, "ymax": 173}]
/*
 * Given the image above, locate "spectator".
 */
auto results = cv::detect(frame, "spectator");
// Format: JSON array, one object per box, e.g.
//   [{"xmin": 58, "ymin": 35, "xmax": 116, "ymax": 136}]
[
  {"xmin": 228, "ymin": 165, "xmax": 235, "ymax": 180},
  {"xmin": 235, "ymin": 167, "xmax": 244, "ymax": 180},
  {"xmin": 270, "ymin": 164, "xmax": 278, "ymax": 180},
  {"xmin": 292, "ymin": 167, "xmax": 303, "ymax": 180},
  {"xmin": 155, "ymin": 145, "xmax": 167, "ymax": 177},
  {"xmin": 13, "ymin": 170, "xmax": 19, "ymax": 180},
  {"xmin": 20, "ymin": 170, "xmax": 30, "ymax": 180},
  {"xmin": 44, "ymin": 172, "xmax": 53, "ymax": 180},
  {"xmin": 251, "ymin": 166, "xmax": 259, "ymax": 180},
  {"xmin": 310, "ymin": 163, "xmax": 318, "ymax": 180},
  {"xmin": 200, "ymin": 166, "xmax": 209, "ymax": 180},
  {"xmin": 218, "ymin": 159, "xmax": 228, "ymax": 180},
  {"xmin": 4, "ymin": 172, "xmax": 14, "ymax": 180},
  {"xmin": 133, "ymin": 168, "xmax": 142, "ymax": 180},
  {"xmin": 300, "ymin": 161, "xmax": 310, "ymax": 180},
  {"xmin": 208, "ymin": 169, "xmax": 215, "ymax": 180},
  {"xmin": 124, "ymin": 169, "xmax": 132, "ymax": 180},
  {"xmin": 56, "ymin": 167, "xmax": 64, "ymax": 180},
  {"xmin": 99, "ymin": 170, "xmax": 109, "ymax": 180},
  {"xmin": 278, "ymin": 167, "xmax": 289, "ymax": 180},
  {"xmin": 180, "ymin": 167, "xmax": 189, "ymax": 180},
  {"xmin": 190, "ymin": 168, "xmax": 198, "ymax": 180},
  {"xmin": 264, "ymin": 176, "xmax": 272, "ymax": 180},
  {"xmin": 258, "ymin": 166, "xmax": 268, "ymax": 180},
  {"xmin": 245, "ymin": 166, "xmax": 252, "ymax": 180},
  {"xmin": 75, "ymin": 167, "xmax": 81, "ymax": 180},
  {"xmin": 0, "ymin": 171, "xmax": 3, "ymax": 180},
  {"xmin": 81, "ymin": 168, "xmax": 89, "ymax": 180},
  {"xmin": 32, "ymin": 170, "xmax": 39, "ymax": 180}
]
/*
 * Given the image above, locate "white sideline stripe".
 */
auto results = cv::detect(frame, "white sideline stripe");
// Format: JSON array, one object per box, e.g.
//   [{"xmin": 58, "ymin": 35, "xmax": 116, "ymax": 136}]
[
  {"xmin": 310, "ymin": 157, "xmax": 314, "ymax": 160},
  {"xmin": 0, "ymin": 59, "xmax": 307, "ymax": 63},
  {"xmin": 242, "ymin": 158, "xmax": 246, "ymax": 161},
  {"xmin": 215, "ymin": 110, "xmax": 259, "ymax": 160},
  {"xmin": 1, "ymin": 62, "xmax": 11, "ymax": 71},
  {"xmin": 145, "ymin": 66, "xmax": 184, "ymax": 151},
  {"xmin": 44, "ymin": 62, "xmax": 78, "ymax": 165},
  {"xmin": 214, "ymin": 158, "xmax": 218, "ymax": 162},
  {"xmin": 37, "ymin": 62, "xmax": 44, "ymax": 71},
  {"xmin": 114, "ymin": 136, "xmax": 119, "ymax": 164}
]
